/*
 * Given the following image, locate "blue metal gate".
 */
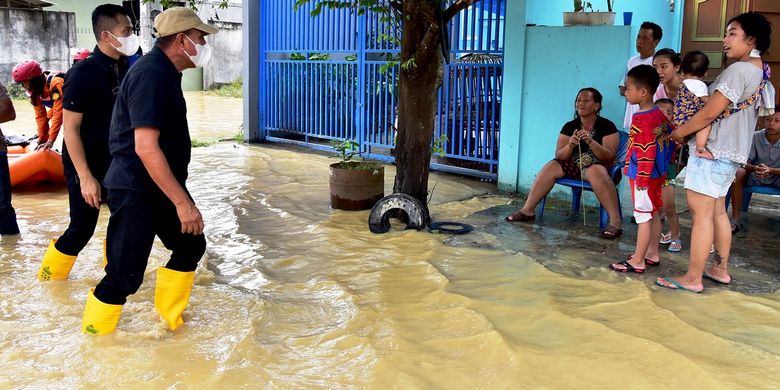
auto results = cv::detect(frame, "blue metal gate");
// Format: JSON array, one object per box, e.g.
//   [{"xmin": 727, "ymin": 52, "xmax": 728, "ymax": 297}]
[{"xmin": 260, "ymin": 1, "xmax": 505, "ymax": 179}]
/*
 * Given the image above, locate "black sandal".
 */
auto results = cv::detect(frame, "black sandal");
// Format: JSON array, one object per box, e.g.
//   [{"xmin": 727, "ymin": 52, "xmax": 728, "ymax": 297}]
[
  {"xmin": 600, "ymin": 225, "xmax": 623, "ymax": 239},
  {"xmin": 609, "ymin": 260, "xmax": 645, "ymax": 274},
  {"xmin": 505, "ymin": 211, "xmax": 535, "ymax": 222}
]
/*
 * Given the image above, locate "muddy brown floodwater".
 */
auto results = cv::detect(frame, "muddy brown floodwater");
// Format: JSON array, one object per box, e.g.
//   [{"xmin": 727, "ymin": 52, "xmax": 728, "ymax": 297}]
[{"xmin": 1, "ymin": 93, "xmax": 778, "ymax": 388}]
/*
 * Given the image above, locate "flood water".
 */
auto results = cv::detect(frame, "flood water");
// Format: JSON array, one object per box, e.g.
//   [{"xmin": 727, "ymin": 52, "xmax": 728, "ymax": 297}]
[{"xmin": 1, "ymin": 93, "xmax": 779, "ymax": 388}]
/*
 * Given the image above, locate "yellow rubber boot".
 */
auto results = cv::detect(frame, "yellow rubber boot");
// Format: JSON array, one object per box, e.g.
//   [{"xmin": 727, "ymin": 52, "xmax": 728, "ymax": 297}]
[
  {"xmin": 81, "ymin": 289, "xmax": 122, "ymax": 335},
  {"xmin": 101, "ymin": 240, "xmax": 107, "ymax": 268},
  {"xmin": 38, "ymin": 239, "xmax": 77, "ymax": 281},
  {"xmin": 154, "ymin": 267, "xmax": 196, "ymax": 331}
]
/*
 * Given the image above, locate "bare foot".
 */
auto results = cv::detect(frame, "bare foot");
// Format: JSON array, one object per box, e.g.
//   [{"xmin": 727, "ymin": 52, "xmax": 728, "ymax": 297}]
[
  {"xmin": 703, "ymin": 265, "xmax": 731, "ymax": 284},
  {"xmin": 695, "ymin": 147, "xmax": 715, "ymax": 160}
]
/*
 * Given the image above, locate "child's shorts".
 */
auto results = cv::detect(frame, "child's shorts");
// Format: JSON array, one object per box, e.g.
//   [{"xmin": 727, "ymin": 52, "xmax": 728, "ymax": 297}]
[{"xmin": 630, "ymin": 177, "xmax": 664, "ymax": 223}]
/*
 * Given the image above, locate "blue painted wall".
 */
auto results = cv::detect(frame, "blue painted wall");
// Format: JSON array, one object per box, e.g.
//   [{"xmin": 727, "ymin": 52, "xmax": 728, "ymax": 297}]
[
  {"xmin": 498, "ymin": 0, "xmax": 685, "ymax": 197},
  {"xmin": 496, "ymin": 0, "xmax": 527, "ymax": 189},
  {"xmin": 525, "ymin": 0, "xmax": 683, "ymax": 51},
  {"xmin": 515, "ymin": 26, "xmax": 631, "ymax": 195}
]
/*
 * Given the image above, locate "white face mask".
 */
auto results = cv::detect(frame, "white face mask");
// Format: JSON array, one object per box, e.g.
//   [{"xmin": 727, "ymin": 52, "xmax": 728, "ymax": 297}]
[
  {"xmin": 107, "ymin": 32, "xmax": 140, "ymax": 57},
  {"xmin": 185, "ymin": 35, "xmax": 212, "ymax": 68}
]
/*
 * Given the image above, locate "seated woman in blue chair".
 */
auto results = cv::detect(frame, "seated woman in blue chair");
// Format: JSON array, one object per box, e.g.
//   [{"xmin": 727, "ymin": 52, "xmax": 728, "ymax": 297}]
[{"xmin": 505, "ymin": 87, "xmax": 623, "ymax": 239}]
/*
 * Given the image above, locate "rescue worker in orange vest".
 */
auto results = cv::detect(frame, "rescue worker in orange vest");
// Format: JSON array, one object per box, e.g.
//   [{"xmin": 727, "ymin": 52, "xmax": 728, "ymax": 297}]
[{"xmin": 12, "ymin": 60, "xmax": 65, "ymax": 151}]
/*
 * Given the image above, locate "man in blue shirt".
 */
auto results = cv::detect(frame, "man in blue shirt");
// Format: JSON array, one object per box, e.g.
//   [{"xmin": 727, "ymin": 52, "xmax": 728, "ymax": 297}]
[{"xmin": 81, "ymin": 7, "xmax": 217, "ymax": 335}]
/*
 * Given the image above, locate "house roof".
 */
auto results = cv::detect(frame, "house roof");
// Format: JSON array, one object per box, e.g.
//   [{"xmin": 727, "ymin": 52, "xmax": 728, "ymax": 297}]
[{"xmin": 2, "ymin": 0, "xmax": 56, "ymax": 9}]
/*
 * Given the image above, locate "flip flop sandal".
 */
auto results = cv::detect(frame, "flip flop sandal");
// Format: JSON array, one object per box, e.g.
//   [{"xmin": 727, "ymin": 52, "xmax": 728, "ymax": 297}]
[
  {"xmin": 668, "ymin": 239, "xmax": 682, "ymax": 252},
  {"xmin": 600, "ymin": 225, "xmax": 623, "ymax": 239},
  {"xmin": 655, "ymin": 277, "xmax": 703, "ymax": 293},
  {"xmin": 505, "ymin": 212, "xmax": 535, "ymax": 222},
  {"xmin": 609, "ymin": 260, "xmax": 645, "ymax": 274},
  {"xmin": 731, "ymin": 222, "xmax": 743, "ymax": 234},
  {"xmin": 628, "ymin": 253, "xmax": 660, "ymax": 266},
  {"xmin": 659, "ymin": 232, "xmax": 672, "ymax": 245}
]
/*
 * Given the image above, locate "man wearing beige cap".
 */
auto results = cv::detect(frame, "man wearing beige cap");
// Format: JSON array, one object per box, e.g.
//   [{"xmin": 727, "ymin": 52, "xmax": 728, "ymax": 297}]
[{"xmin": 81, "ymin": 7, "xmax": 218, "ymax": 335}]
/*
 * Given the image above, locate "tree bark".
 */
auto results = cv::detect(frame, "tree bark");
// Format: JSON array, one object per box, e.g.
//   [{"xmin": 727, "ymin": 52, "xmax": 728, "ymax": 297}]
[{"xmin": 393, "ymin": 0, "xmax": 444, "ymax": 208}]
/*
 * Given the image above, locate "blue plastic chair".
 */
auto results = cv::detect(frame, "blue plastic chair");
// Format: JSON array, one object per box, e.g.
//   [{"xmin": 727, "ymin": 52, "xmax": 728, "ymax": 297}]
[
  {"xmin": 725, "ymin": 185, "xmax": 780, "ymax": 212},
  {"xmin": 537, "ymin": 133, "xmax": 627, "ymax": 229},
  {"xmin": 536, "ymin": 164, "xmax": 623, "ymax": 229}
]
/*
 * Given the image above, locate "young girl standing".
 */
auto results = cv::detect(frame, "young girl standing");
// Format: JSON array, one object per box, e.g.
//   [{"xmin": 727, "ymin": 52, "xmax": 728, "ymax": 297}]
[{"xmin": 652, "ymin": 49, "xmax": 684, "ymax": 252}]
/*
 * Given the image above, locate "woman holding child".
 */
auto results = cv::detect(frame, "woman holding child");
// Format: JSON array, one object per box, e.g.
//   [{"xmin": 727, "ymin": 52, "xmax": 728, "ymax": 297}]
[
  {"xmin": 505, "ymin": 87, "xmax": 623, "ymax": 239},
  {"xmin": 659, "ymin": 12, "xmax": 772, "ymax": 292}
]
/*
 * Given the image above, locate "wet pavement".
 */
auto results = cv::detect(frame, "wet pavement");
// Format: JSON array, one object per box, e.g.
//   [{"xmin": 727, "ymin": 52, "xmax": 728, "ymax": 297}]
[{"xmin": 452, "ymin": 192, "xmax": 780, "ymax": 294}]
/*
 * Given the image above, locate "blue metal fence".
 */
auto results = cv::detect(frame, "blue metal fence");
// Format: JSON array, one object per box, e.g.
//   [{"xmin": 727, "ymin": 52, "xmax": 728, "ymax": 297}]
[{"xmin": 260, "ymin": 0, "xmax": 505, "ymax": 179}]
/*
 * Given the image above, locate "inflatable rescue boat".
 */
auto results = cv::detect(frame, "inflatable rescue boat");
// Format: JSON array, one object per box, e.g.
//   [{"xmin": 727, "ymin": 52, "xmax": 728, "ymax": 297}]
[{"xmin": 7, "ymin": 147, "xmax": 65, "ymax": 187}]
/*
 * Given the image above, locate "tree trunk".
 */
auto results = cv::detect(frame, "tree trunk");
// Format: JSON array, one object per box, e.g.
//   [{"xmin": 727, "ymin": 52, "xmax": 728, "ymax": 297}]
[{"xmin": 393, "ymin": 0, "xmax": 444, "ymax": 208}]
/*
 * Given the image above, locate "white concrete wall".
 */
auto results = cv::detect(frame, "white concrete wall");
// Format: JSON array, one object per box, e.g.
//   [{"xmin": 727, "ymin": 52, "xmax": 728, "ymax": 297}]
[
  {"xmin": 200, "ymin": 0, "xmax": 242, "ymax": 89},
  {"xmin": 46, "ymin": 0, "xmax": 123, "ymax": 49},
  {"xmin": 0, "ymin": 8, "xmax": 77, "ymax": 82},
  {"xmin": 204, "ymin": 20, "xmax": 242, "ymax": 88},
  {"xmin": 138, "ymin": 0, "xmax": 243, "ymax": 90}
]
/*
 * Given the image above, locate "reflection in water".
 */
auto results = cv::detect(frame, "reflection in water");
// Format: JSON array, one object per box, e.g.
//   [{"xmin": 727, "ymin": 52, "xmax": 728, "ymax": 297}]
[{"xmin": 1, "ymin": 93, "xmax": 779, "ymax": 388}]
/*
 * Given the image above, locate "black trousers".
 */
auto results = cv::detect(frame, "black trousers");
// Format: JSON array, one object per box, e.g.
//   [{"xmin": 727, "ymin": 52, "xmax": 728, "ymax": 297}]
[
  {"xmin": 0, "ymin": 153, "xmax": 19, "ymax": 235},
  {"xmin": 54, "ymin": 173, "xmax": 107, "ymax": 255},
  {"xmin": 94, "ymin": 189, "xmax": 206, "ymax": 305}
]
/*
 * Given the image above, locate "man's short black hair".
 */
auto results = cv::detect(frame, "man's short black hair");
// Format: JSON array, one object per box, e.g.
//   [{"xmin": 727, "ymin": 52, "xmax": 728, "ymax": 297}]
[
  {"xmin": 640, "ymin": 21, "xmax": 663, "ymax": 42},
  {"xmin": 92, "ymin": 4, "xmax": 130, "ymax": 40},
  {"xmin": 681, "ymin": 51, "xmax": 710, "ymax": 78},
  {"xmin": 627, "ymin": 64, "xmax": 660, "ymax": 94}
]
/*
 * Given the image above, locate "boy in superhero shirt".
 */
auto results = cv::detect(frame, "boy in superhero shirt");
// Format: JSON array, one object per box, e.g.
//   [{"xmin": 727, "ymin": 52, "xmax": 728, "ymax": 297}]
[{"xmin": 610, "ymin": 65, "xmax": 675, "ymax": 273}]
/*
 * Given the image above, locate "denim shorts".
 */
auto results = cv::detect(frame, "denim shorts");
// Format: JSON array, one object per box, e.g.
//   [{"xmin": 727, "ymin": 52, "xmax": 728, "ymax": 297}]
[{"xmin": 683, "ymin": 154, "xmax": 738, "ymax": 198}]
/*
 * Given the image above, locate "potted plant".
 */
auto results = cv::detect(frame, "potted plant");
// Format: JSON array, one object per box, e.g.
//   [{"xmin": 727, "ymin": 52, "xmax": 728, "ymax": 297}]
[
  {"xmin": 563, "ymin": 0, "xmax": 616, "ymax": 26},
  {"xmin": 329, "ymin": 139, "xmax": 385, "ymax": 210}
]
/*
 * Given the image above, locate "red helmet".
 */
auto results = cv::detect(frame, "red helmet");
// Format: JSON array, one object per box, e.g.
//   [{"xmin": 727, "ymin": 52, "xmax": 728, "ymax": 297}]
[
  {"xmin": 73, "ymin": 48, "xmax": 91, "ymax": 61},
  {"xmin": 12, "ymin": 60, "xmax": 43, "ymax": 83}
]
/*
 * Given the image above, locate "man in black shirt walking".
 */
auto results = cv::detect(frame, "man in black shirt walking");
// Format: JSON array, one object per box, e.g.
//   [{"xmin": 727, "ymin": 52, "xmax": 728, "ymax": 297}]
[
  {"xmin": 81, "ymin": 7, "xmax": 217, "ymax": 335},
  {"xmin": 38, "ymin": 4, "xmax": 137, "ymax": 281}
]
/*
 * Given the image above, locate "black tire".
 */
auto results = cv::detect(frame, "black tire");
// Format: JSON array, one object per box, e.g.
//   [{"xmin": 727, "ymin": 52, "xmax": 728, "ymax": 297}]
[
  {"xmin": 368, "ymin": 194, "xmax": 429, "ymax": 234},
  {"xmin": 428, "ymin": 222, "xmax": 474, "ymax": 235}
]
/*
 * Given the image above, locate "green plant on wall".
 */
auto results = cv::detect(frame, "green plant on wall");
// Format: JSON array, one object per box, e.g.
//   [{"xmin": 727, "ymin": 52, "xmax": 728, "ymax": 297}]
[
  {"xmin": 575, "ymin": 0, "xmax": 614, "ymax": 12},
  {"xmin": 142, "ymin": 0, "xmax": 228, "ymax": 11},
  {"xmin": 573, "ymin": 0, "xmax": 593, "ymax": 12}
]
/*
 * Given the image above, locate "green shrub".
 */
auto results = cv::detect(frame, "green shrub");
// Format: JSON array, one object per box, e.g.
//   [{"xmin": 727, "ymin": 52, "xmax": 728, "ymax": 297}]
[
  {"xmin": 3, "ymin": 81, "xmax": 27, "ymax": 99},
  {"xmin": 191, "ymin": 138, "xmax": 215, "ymax": 148},
  {"xmin": 207, "ymin": 77, "xmax": 242, "ymax": 98}
]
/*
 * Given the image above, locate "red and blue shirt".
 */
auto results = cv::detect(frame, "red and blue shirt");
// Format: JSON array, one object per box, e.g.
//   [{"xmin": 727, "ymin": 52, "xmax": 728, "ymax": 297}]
[{"xmin": 624, "ymin": 106, "xmax": 675, "ymax": 187}]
